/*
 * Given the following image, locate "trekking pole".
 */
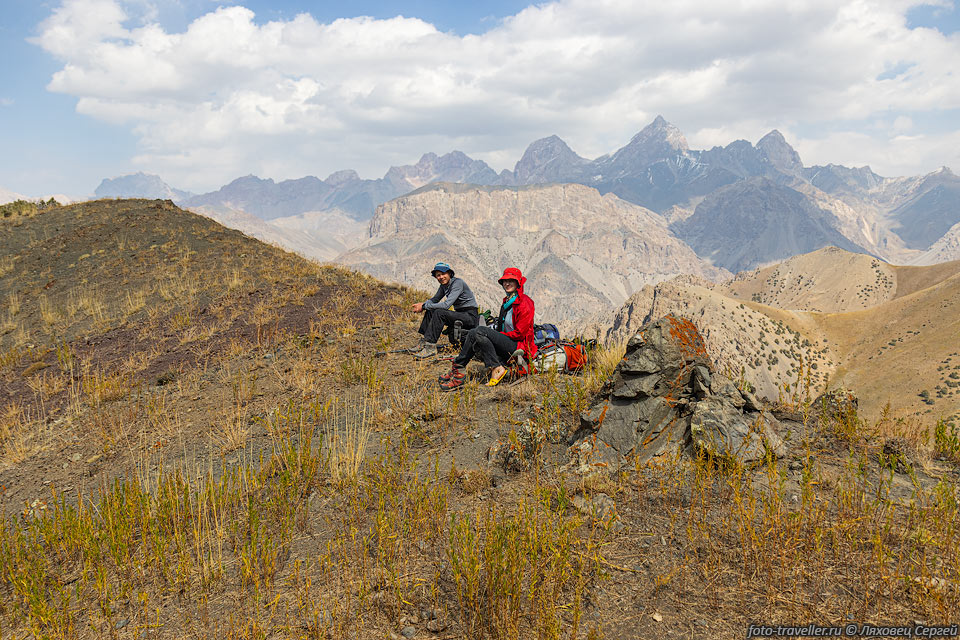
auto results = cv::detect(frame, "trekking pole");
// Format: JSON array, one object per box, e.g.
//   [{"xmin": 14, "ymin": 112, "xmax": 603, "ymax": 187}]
[{"xmin": 374, "ymin": 347, "xmax": 416, "ymax": 357}]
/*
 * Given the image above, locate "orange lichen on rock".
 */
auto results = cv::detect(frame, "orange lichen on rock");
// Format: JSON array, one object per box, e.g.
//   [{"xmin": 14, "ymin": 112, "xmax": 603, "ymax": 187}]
[{"xmin": 664, "ymin": 314, "xmax": 711, "ymax": 365}]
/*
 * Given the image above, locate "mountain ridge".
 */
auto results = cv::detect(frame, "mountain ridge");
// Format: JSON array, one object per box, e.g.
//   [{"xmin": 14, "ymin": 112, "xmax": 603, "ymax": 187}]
[{"xmin": 87, "ymin": 117, "xmax": 960, "ymax": 273}]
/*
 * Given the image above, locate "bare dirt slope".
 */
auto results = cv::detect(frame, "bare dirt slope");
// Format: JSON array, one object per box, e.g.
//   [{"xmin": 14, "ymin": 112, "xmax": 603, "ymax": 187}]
[{"xmin": 892, "ymin": 257, "xmax": 960, "ymax": 298}]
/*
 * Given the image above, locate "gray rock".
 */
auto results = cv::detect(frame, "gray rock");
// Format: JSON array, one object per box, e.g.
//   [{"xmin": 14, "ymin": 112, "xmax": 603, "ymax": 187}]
[
  {"xmin": 571, "ymin": 493, "xmax": 624, "ymax": 531},
  {"xmin": 691, "ymin": 365, "xmax": 710, "ymax": 398},
  {"xmin": 690, "ymin": 395, "xmax": 784, "ymax": 460},
  {"xmin": 741, "ymin": 388, "xmax": 763, "ymax": 412},
  {"xmin": 400, "ymin": 625, "xmax": 416, "ymax": 638},
  {"xmin": 572, "ymin": 315, "xmax": 784, "ymax": 466},
  {"xmin": 572, "ymin": 493, "xmax": 615, "ymax": 519},
  {"xmin": 426, "ymin": 619, "xmax": 448, "ymax": 632},
  {"xmin": 564, "ymin": 436, "xmax": 624, "ymax": 477},
  {"xmin": 613, "ymin": 373, "xmax": 661, "ymax": 399}
]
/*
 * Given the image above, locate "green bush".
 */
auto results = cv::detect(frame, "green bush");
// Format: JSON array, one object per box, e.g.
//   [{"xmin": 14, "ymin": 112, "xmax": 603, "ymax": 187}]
[{"xmin": 0, "ymin": 198, "xmax": 59, "ymax": 218}]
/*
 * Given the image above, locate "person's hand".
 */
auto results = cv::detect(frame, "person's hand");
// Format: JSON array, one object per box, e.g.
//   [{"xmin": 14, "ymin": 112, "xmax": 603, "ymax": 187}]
[{"xmin": 411, "ymin": 302, "xmax": 424, "ymax": 313}]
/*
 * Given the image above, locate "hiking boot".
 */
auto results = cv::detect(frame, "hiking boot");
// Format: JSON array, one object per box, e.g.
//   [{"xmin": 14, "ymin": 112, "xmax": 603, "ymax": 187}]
[
  {"xmin": 439, "ymin": 375, "xmax": 466, "ymax": 392},
  {"xmin": 438, "ymin": 364, "xmax": 465, "ymax": 384},
  {"xmin": 412, "ymin": 342, "xmax": 438, "ymax": 359},
  {"xmin": 407, "ymin": 336, "xmax": 426, "ymax": 353}
]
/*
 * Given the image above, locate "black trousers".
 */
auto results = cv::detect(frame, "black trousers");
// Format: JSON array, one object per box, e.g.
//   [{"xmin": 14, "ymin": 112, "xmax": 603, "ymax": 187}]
[
  {"xmin": 418, "ymin": 308, "xmax": 479, "ymax": 344},
  {"xmin": 454, "ymin": 326, "xmax": 518, "ymax": 369}
]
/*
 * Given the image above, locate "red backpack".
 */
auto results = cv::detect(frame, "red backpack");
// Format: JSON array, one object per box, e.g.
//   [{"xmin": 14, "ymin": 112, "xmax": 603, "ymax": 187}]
[{"xmin": 534, "ymin": 341, "xmax": 587, "ymax": 373}]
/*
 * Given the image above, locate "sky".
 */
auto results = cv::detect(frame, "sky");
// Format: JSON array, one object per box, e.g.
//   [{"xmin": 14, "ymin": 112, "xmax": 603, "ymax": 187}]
[{"xmin": 1, "ymin": 0, "xmax": 959, "ymax": 198}]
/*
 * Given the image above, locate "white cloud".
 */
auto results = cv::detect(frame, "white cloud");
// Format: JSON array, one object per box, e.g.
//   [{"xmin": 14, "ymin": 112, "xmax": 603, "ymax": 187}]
[
  {"xmin": 0, "ymin": 98, "xmax": 13, "ymax": 107},
  {"xmin": 34, "ymin": 0, "xmax": 960, "ymax": 189}
]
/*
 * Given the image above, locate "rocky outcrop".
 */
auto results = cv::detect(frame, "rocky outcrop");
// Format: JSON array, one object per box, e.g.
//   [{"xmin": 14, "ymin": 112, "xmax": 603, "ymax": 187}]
[
  {"xmin": 589, "ymin": 276, "xmax": 836, "ymax": 400},
  {"xmin": 569, "ymin": 316, "xmax": 785, "ymax": 473}
]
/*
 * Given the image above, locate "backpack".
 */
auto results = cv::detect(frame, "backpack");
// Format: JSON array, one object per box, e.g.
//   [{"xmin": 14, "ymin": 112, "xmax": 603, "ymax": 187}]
[
  {"xmin": 534, "ymin": 340, "xmax": 587, "ymax": 373},
  {"xmin": 533, "ymin": 323, "xmax": 561, "ymax": 346}
]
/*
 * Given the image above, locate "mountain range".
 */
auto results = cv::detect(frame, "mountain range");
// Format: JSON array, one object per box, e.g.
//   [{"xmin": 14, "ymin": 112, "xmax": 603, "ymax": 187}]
[{"xmin": 90, "ymin": 116, "xmax": 960, "ymax": 274}]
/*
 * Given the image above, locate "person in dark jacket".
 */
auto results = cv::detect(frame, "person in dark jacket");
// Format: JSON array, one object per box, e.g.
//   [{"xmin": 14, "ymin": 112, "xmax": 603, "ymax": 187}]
[
  {"xmin": 439, "ymin": 267, "xmax": 536, "ymax": 391},
  {"xmin": 411, "ymin": 262, "xmax": 479, "ymax": 358}
]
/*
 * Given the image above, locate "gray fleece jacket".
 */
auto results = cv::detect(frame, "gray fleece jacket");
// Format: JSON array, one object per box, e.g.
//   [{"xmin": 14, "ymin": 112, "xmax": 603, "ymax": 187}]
[{"xmin": 424, "ymin": 276, "xmax": 478, "ymax": 312}]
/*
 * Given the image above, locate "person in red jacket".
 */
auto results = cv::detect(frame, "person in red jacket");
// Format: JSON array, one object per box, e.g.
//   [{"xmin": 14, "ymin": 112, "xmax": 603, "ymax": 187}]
[{"xmin": 440, "ymin": 267, "xmax": 536, "ymax": 391}]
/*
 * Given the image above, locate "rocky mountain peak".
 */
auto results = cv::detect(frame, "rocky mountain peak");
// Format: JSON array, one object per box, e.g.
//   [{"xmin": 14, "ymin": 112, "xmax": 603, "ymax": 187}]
[
  {"xmin": 628, "ymin": 115, "xmax": 689, "ymax": 152},
  {"xmin": 602, "ymin": 116, "xmax": 690, "ymax": 174},
  {"xmin": 95, "ymin": 172, "xmax": 193, "ymax": 201},
  {"xmin": 324, "ymin": 169, "xmax": 360, "ymax": 186},
  {"xmin": 385, "ymin": 151, "xmax": 498, "ymax": 190},
  {"xmin": 513, "ymin": 135, "xmax": 587, "ymax": 183},
  {"xmin": 757, "ymin": 130, "xmax": 803, "ymax": 174},
  {"xmin": 231, "ymin": 174, "xmax": 272, "ymax": 187}
]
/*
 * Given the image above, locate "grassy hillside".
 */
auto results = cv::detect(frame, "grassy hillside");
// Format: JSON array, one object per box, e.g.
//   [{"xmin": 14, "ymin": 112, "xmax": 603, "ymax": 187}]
[
  {"xmin": 720, "ymin": 246, "xmax": 960, "ymax": 313},
  {"xmin": 815, "ymin": 270, "xmax": 960, "ymax": 421},
  {"xmin": 0, "ymin": 200, "xmax": 957, "ymax": 638}
]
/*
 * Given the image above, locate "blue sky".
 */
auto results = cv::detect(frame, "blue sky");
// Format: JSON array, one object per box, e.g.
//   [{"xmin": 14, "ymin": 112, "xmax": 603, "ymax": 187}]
[{"xmin": 2, "ymin": 0, "xmax": 960, "ymax": 198}]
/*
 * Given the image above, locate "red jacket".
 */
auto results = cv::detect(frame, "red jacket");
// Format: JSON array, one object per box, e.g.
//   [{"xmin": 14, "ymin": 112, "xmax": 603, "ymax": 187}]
[{"xmin": 496, "ymin": 267, "xmax": 537, "ymax": 360}]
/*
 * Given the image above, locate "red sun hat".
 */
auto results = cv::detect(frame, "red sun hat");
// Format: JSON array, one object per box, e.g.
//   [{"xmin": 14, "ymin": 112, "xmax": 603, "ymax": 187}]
[{"xmin": 497, "ymin": 267, "xmax": 525, "ymax": 286}]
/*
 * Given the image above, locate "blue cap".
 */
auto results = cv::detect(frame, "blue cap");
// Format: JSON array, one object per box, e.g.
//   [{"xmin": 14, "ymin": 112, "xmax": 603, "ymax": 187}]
[{"xmin": 431, "ymin": 262, "xmax": 454, "ymax": 277}]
